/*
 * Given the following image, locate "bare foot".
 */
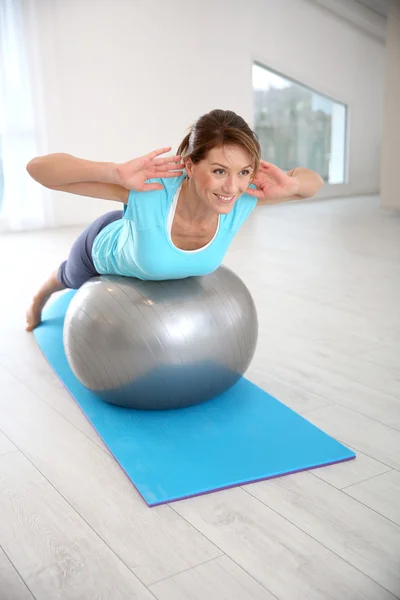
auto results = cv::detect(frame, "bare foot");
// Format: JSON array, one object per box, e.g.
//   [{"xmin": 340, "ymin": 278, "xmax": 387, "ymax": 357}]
[
  {"xmin": 26, "ymin": 296, "xmax": 49, "ymax": 331},
  {"xmin": 25, "ymin": 270, "xmax": 66, "ymax": 332}
]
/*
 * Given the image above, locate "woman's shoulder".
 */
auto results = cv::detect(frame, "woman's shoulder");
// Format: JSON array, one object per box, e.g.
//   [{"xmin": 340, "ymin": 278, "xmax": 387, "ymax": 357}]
[
  {"xmin": 127, "ymin": 173, "xmax": 185, "ymax": 201},
  {"xmin": 160, "ymin": 173, "xmax": 186, "ymax": 194},
  {"xmin": 124, "ymin": 174, "xmax": 185, "ymax": 227},
  {"xmin": 142, "ymin": 174, "xmax": 186, "ymax": 198}
]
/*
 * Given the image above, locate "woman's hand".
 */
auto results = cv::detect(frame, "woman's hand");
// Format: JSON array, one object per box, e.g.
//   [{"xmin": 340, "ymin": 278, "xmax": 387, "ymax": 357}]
[
  {"xmin": 246, "ymin": 160, "xmax": 301, "ymax": 201},
  {"xmin": 114, "ymin": 147, "xmax": 185, "ymax": 192}
]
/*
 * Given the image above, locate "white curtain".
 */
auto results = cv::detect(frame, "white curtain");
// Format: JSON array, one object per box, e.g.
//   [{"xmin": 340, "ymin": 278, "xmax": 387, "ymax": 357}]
[{"xmin": 0, "ymin": 0, "xmax": 47, "ymax": 232}]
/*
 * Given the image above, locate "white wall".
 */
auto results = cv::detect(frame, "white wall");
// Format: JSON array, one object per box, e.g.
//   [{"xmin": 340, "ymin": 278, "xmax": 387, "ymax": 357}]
[
  {"xmin": 380, "ymin": 0, "xmax": 400, "ymax": 211},
  {"xmin": 24, "ymin": 0, "xmax": 386, "ymax": 227}
]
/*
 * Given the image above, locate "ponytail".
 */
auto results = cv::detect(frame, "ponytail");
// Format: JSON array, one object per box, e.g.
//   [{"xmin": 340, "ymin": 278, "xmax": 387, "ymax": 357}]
[{"xmin": 177, "ymin": 131, "xmax": 192, "ymax": 157}]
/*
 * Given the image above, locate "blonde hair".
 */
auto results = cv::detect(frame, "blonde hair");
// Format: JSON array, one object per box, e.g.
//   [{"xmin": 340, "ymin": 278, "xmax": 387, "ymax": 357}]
[{"xmin": 177, "ymin": 109, "xmax": 261, "ymax": 177}]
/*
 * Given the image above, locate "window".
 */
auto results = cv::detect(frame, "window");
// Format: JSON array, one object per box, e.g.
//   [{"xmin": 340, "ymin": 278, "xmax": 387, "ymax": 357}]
[
  {"xmin": 253, "ymin": 63, "xmax": 347, "ymax": 184},
  {"xmin": 0, "ymin": 143, "xmax": 3, "ymax": 212},
  {"xmin": 0, "ymin": 0, "xmax": 46, "ymax": 231}
]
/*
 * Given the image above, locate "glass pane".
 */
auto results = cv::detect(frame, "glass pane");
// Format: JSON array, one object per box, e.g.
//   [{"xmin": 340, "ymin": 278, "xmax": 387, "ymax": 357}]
[{"xmin": 253, "ymin": 63, "xmax": 347, "ymax": 184}]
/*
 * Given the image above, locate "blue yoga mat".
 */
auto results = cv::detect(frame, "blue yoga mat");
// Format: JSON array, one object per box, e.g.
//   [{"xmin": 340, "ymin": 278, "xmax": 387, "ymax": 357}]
[{"xmin": 34, "ymin": 290, "xmax": 355, "ymax": 506}]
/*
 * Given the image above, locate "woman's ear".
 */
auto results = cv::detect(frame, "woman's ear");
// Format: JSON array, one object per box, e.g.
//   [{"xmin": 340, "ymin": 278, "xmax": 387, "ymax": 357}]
[{"xmin": 185, "ymin": 158, "xmax": 193, "ymax": 179}]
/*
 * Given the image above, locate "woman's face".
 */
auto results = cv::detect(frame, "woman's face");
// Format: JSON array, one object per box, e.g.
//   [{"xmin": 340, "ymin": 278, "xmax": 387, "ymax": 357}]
[{"xmin": 186, "ymin": 145, "xmax": 254, "ymax": 214}]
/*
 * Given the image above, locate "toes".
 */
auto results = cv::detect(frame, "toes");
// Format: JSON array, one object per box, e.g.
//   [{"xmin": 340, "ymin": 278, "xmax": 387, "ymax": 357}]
[
  {"xmin": 25, "ymin": 308, "xmax": 39, "ymax": 332},
  {"xmin": 25, "ymin": 317, "xmax": 35, "ymax": 332},
  {"xmin": 26, "ymin": 320, "xmax": 39, "ymax": 332}
]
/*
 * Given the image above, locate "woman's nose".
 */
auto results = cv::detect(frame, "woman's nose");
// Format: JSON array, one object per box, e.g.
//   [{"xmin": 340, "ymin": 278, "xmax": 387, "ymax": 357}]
[{"xmin": 222, "ymin": 177, "xmax": 237, "ymax": 193}]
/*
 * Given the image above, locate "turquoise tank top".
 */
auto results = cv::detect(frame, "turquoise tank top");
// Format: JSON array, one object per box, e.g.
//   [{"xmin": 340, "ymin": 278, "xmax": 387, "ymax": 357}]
[{"xmin": 91, "ymin": 174, "xmax": 257, "ymax": 281}]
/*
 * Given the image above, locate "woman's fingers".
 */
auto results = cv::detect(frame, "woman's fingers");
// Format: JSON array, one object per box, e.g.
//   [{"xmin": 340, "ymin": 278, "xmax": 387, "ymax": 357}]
[
  {"xmin": 145, "ymin": 163, "xmax": 185, "ymax": 180},
  {"xmin": 160, "ymin": 170, "xmax": 184, "ymax": 178},
  {"xmin": 146, "ymin": 147, "xmax": 172, "ymax": 160},
  {"xmin": 145, "ymin": 164, "xmax": 184, "ymax": 177},
  {"xmin": 259, "ymin": 161, "xmax": 288, "ymax": 182},
  {"xmin": 259, "ymin": 160, "xmax": 278, "ymax": 169},
  {"xmin": 151, "ymin": 156, "xmax": 183, "ymax": 166},
  {"xmin": 144, "ymin": 170, "xmax": 184, "ymax": 181},
  {"xmin": 143, "ymin": 182, "xmax": 165, "ymax": 191},
  {"xmin": 154, "ymin": 162, "xmax": 185, "ymax": 171},
  {"xmin": 245, "ymin": 187, "xmax": 265, "ymax": 198}
]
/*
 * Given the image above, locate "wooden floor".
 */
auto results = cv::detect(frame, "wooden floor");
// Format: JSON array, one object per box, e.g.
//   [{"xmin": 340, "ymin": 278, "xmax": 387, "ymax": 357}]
[{"xmin": 0, "ymin": 194, "xmax": 399, "ymax": 600}]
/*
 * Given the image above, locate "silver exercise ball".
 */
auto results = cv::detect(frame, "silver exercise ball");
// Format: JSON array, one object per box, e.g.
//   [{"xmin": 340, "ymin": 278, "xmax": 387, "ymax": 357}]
[{"xmin": 63, "ymin": 266, "xmax": 258, "ymax": 410}]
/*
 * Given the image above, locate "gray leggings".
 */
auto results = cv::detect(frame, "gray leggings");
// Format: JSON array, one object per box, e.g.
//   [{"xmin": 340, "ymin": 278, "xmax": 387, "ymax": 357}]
[{"xmin": 58, "ymin": 210, "xmax": 123, "ymax": 289}]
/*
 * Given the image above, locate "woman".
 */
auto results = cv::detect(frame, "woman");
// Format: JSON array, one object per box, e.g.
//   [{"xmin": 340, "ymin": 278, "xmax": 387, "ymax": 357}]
[{"xmin": 26, "ymin": 109, "xmax": 324, "ymax": 331}]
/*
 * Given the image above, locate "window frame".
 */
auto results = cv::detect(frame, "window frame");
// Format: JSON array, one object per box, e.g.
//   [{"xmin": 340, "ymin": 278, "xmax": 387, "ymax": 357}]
[{"xmin": 252, "ymin": 60, "xmax": 349, "ymax": 185}]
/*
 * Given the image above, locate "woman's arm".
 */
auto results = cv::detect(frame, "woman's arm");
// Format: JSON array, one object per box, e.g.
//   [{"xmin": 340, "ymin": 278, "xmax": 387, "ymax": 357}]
[
  {"xmin": 247, "ymin": 161, "xmax": 324, "ymax": 205},
  {"xmin": 26, "ymin": 153, "xmax": 130, "ymax": 202},
  {"xmin": 285, "ymin": 167, "xmax": 324, "ymax": 200},
  {"xmin": 49, "ymin": 181, "xmax": 130, "ymax": 203},
  {"xmin": 26, "ymin": 148, "xmax": 184, "ymax": 202},
  {"xmin": 26, "ymin": 153, "xmax": 117, "ymax": 187}
]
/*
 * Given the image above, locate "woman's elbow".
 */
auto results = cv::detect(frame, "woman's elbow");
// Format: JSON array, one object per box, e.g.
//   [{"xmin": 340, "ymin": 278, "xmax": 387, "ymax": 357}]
[
  {"xmin": 26, "ymin": 157, "xmax": 42, "ymax": 181},
  {"xmin": 306, "ymin": 170, "xmax": 324, "ymax": 196},
  {"xmin": 26, "ymin": 156, "xmax": 54, "ymax": 187},
  {"xmin": 315, "ymin": 173, "xmax": 325, "ymax": 193}
]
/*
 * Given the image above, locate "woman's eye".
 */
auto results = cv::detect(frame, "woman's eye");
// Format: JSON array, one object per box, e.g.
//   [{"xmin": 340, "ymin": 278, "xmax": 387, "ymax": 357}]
[{"xmin": 213, "ymin": 169, "xmax": 251, "ymax": 176}]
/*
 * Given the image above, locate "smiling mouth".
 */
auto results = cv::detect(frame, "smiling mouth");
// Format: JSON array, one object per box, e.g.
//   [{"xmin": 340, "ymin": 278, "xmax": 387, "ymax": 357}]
[{"xmin": 214, "ymin": 193, "xmax": 235, "ymax": 204}]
